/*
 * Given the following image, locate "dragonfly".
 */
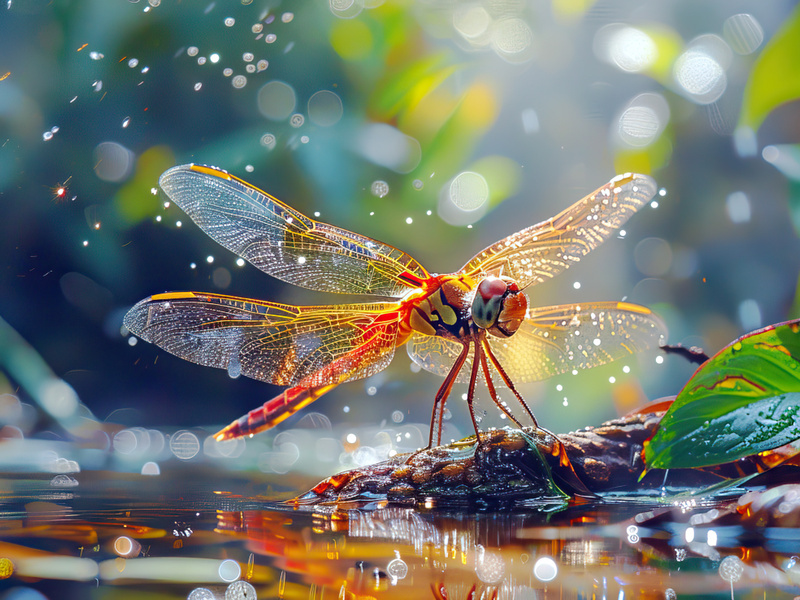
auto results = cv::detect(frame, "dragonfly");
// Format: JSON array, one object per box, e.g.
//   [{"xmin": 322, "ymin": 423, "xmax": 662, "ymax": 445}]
[{"xmin": 124, "ymin": 164, "xmax": 666, "ymax": 447}]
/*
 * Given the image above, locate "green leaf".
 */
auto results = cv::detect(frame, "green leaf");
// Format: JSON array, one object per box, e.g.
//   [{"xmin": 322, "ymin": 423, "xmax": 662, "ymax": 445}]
[
  {"xmin": 739, "ymin": 4, "xmax": 800, "ymax": 132},
  {"xmin": 645, "ymin": 319, "xmax": 800, "ymax": 469}
]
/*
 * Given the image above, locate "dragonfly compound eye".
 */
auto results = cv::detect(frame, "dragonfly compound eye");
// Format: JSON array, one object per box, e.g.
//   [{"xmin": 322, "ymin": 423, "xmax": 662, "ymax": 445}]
[
  {"xmin": 494, "ymin": 287, "xmax": 527, "ymax": 337},
  {"xmin": 472, "ymin": 277, "xmax": 508, "ymax": 330}
]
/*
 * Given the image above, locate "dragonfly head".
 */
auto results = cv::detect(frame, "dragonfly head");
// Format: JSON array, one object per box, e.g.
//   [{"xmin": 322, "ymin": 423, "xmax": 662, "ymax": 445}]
[{"xmin": 471, "ymin": 277, "xmax": 528, "ymax": 337}]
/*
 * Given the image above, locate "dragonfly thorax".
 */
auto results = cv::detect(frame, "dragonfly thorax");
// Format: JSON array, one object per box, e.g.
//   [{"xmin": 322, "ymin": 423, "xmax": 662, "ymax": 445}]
[
  {"xmin": 472, "ymin": 277, "xmax": 527, "ymax": 338},
  {"xmin": 406, "ymin": 275, "xmax": 476, "ymax": 339}
]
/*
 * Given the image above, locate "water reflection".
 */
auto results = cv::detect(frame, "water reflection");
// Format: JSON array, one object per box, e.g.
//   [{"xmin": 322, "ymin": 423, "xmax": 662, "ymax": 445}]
[{"xmin": 2, "ymin": 472, "xmax": 800, "ymax": 598}]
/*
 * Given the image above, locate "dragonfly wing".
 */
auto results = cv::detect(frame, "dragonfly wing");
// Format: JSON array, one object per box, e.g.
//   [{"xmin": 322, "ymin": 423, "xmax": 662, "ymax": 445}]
[
  {"xmin": 486, "ymin": 301, "xmax": 667, "ymax": 382},
  {"xmin": 124, "ymin": 292, "xmax": 403, "ymax": 387},
  {"xmin": 407, "ymin": 333, "xmax": 475, "ymax": 384},
  {"xmin": 159, "ymin": 164, "xmax": 430, "ymax": 297},
  {"xmin": 461, "ymin": 173, "xmax": 657, "ymax": 289}
]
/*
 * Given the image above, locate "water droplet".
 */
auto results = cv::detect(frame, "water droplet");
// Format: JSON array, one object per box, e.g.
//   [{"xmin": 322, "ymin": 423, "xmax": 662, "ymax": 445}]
[
  {"xmin": 387, "ymin": 558, "xmax": 408, "ymax": 580},
  {"xmin": 260, "ymin": 133, "xmax": 276, "ymax": 149},
  {"xmin": 170, "ymin": 430, "xmax": 200, "ymax": 460},
  {"xmin": 225, "ymin": 580, "xmax": 256, "ymax": 599},
  {"xmin": 232, "ymin": 75, "xmax": 247, "ymax": 88},
  {"xmin": 719, "ymin": 555, "xmax": 743, "ymax": 582},
  {"xmin": 371, "ymin": 180, "xmax": 389, "ymax": 198},
  {"xmin": 224, "ymin": 17, "xmax": 235, "ymax": 27},
  {"xmin": 228, "ymin": 354, "xmax": 241, "ymax": 379}
]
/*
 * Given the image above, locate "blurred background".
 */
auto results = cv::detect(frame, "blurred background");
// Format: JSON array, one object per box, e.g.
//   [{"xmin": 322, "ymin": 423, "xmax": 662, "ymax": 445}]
[{"xmin": 2, "ymin": 0, "xmax": 800, "ymax": 475}]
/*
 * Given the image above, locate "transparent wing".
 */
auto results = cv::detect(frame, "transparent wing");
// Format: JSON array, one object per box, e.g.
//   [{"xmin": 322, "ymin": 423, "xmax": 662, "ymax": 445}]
[
  {"xmin": 407, "ymin": 301, "xmax": 666, "ymax": 384},
  {"xmin": 460, "ymin": 174, "xmax": 657, "ymax": 289},
  {"xmin": 124, "ymin": 291, "xmax": 403, "ymax": 387},
  {"xmin": 486, "ymin": 301, "xmax": 666, "ymax": 382},
  {"xmin": 407, "ymin": 333, "xmax": 466, "ymax": 379},
  {"xmin": 159, "ymin": 164, "xmax": 431, "ymax": 297}
]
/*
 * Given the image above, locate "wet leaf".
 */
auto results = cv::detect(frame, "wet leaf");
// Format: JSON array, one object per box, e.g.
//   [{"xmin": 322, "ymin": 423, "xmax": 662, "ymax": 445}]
[
  {"xmin": 739, "ymin": 3, "xmax": 800, "ymax": 131},
  {"xmin": 645, "ymin": 319, "xmax": 800, "ymax": 469}
]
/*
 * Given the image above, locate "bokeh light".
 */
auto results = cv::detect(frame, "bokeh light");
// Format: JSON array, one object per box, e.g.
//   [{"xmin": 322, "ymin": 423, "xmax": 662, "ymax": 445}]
[
  {"xmin": 615, "ymin": 93, "xmax": 670, "ymax": 148},
  {"xmin": 453, "ymin": 5, "xmax": 491, "ymax": 41},
  {"xmin": 595, "ymin": 25, "xmax": 657, "ymax": 73},
  {"xmin": 490, "ymin": 17, "xmax": 535, "ymax": 63},
  {"xmin": 218, "ymin": 559, "xmax": 242, "ymax": 583},
  {"xmin": 673, "ymin": 36, "xmax": 732, "ymax": 104},
  {"xmin": 474, "ymin": 546, "xmax": 505, "ymax": 584},
  {"xmin": 448, "ymin": 171, "xmax": 489, "ymax": 211},
  {"xmin": 307, "ymin": 90, "xmax": 343, "ymax": 126},
  {"xmin": 169, "ymin": 431, "xmax": 200, "ymax": 460},
  {"xmin": 533, "ymin": 556, "xmax": 558, "ymax": 582},
  {"xmin": 257, "ymin": 81, "xmax": 296, "ymax": 120},
  {"xmin": 356, "ymin": 123, "xmax": 421, "ymax": 173},
  {"xmin": 93, "ymin": 142, "xmax": 135, "ymax": 183},
  {"xmin": 723, "ymin": 14, "xmax": 764, "ymax": 55},
  {"xmin": 725, "ymin": 191, "xmax": 751, "ymax": 223}
]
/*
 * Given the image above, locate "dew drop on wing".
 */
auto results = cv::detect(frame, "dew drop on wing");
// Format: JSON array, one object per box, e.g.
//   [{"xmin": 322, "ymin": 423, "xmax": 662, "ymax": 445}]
[{"xmin": 228, "ymin": 352, "xmax": 242, "ymax": 379}]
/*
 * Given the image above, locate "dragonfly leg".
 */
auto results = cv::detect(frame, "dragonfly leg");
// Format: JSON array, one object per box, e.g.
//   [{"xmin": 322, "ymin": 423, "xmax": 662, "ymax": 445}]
[
  {"xmin": 464, "ymin": 336, "xmax": 484, "ymax": 445},
  {"xmin": 478, "ymin": 341, "xmax": 524, "ymax": 428},
  {"xmin": 482, "ymin": 338, "xmax": 539, "ymax": 429},
  {"xmin": 426, "ymin": 341, "xmax": 470, "ymax": 448}
]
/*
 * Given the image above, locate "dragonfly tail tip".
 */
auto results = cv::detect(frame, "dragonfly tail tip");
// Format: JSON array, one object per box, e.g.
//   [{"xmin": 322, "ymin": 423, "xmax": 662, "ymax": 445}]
[{"xmin": 213, "ymin": 421, "xmax": 240, "ymax": 442}]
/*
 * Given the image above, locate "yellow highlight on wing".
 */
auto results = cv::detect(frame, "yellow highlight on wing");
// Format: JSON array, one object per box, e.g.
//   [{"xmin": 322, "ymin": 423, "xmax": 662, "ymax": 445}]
[
  {"xmin": 189, "ymin": 164, "xmax": 231, "ymax": 180},
  {"xmin": 615, "ymin": 301, "xmax": 653, "ymax": 315},
  {"xmin": 151, "ymin": 292, "xmax": 199, "ymax": 301}
]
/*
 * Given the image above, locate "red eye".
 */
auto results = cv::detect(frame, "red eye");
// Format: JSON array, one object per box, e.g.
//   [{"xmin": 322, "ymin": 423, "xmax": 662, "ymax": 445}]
[{"xmin": 477, "ymin": 277, "xmax": 507, "ymax": 301}]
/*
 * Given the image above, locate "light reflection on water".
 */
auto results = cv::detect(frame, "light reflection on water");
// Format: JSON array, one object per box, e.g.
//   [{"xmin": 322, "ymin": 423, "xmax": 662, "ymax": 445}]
[{"xmin": 1, "ymin": 469, "xmax": 800, "ymax": 599}]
